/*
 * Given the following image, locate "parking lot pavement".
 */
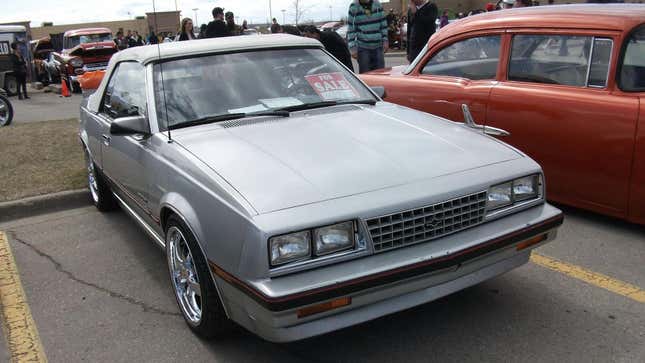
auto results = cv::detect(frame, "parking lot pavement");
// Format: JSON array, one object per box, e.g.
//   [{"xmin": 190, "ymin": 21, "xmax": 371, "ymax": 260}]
[
  {"xmin": 0, "ymin": 203, "xmax": 643, "ymax": 362},
  {"xmin": 10, "ymin": 88, "xmax": 83, "ymax": 123}
]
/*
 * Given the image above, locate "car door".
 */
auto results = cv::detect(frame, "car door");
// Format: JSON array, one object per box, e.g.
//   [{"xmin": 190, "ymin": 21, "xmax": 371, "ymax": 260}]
[
  {"xmin": 487, "ymin": 31, "xmax": 639, "ymax": 218},
  {"xmin": 406, "ymin": 31, "xmax": 504, "ymax": 123},
  {"xmin": 618, "ymin": 24, "xmax": 645, "ymax": 223},
  {"xmin": 97, "ymin": 61, "xmax": 155, "ymax": 220}
]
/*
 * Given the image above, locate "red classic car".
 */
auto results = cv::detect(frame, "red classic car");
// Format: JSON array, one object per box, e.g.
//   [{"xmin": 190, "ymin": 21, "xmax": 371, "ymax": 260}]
[
  {"xmin": 54, "ymin": 28, "xmax": 117, "ymax": 92},
  {"xmin": 361, "ymin": 4, "xmax": 645, "ymax": 224}
]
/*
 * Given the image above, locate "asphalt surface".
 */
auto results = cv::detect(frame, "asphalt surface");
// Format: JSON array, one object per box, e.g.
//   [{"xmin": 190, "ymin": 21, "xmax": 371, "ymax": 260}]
[
  {"xmin": 10, "ymin": 88, "xmax": 83, "ymax": 123},
  {"xmin": 0, "ymin": 203, "xmax": 643, "ymax": 362}
]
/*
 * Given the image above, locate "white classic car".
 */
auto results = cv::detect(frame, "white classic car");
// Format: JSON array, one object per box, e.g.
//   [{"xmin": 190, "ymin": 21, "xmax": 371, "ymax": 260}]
[{"xmin": 79, "ymin": 35, "xmax": 563, "ymax": 342}]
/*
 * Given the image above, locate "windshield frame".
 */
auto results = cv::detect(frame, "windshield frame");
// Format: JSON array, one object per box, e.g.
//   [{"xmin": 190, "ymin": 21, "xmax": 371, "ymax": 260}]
[{"xmin": 151, "ymin": 46, "xmax": 380, "ymax": 132}]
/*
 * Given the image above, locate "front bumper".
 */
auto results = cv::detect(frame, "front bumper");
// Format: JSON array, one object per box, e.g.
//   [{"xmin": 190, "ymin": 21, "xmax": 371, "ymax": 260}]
[{"xmin": 211, "ymin": 203, "xmax": 562, "ymax": 342}]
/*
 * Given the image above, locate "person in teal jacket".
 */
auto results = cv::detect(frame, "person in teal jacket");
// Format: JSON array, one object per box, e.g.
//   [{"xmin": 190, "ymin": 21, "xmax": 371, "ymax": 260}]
[{"xmin": 347, "ymin": 0, "xmax": 389, "ymax": 73}]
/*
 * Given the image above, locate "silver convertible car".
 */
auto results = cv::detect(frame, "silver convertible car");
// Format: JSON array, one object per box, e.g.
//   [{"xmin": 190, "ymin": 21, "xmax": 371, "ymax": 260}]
[{"xmin": 80, "ymin": 35, "xmax": 563, "ymax": 342}]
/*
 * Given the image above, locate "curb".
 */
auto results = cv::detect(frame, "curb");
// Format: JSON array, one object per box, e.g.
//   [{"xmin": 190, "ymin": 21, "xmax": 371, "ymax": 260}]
[{"xmin": 0, "ymin": 189, "xmax": 91, "ymax": 223}]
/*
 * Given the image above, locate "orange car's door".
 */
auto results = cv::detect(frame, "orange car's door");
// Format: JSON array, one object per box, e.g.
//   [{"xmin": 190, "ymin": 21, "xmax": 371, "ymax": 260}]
[
  {"xmin": 487, "ymin": 32, "xmax": 639, "ymax": 218},
  {"xmin": 404, "ymin": 33, "xmax": 504, "ymax": 123},
  {"xmin": 620, "ymin": 24, "xmax": 645, "ymax": 223}
]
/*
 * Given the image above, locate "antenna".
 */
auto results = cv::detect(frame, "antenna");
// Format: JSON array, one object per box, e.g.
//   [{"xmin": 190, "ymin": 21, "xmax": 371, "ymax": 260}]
[{"xmin": 152, "ymin": 0, "xmax": 172, "ymax": 142}]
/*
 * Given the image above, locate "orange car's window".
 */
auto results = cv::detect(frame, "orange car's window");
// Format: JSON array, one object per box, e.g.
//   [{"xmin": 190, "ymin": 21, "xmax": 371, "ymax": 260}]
[
  {"xmin": 619, "ymin": 25, "xmax": 645, "ymax": 92},
  {"xmin": 588, "ymin": 38, "xmax": 612, "ymax": 88},
  {"xmin": 509, "ymin": 35, "xmax": 613, "ymax": 88},
  {"xmin": 421, "ymin": 36, "xmax": 501, "ymax": 80}
]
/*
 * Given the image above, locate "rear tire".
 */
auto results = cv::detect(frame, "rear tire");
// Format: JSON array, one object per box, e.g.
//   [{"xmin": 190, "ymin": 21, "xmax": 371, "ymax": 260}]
[
  {"xmin": 84, "ymin": 148, "xmax": 117, "ymax": 211},
  {"xmin": 165, "ymin": 215, "xmax": 231, "ymax": 339},
  {"xmin": 0, "ymin": 94, "xmax": 13, "ymax": 126}
]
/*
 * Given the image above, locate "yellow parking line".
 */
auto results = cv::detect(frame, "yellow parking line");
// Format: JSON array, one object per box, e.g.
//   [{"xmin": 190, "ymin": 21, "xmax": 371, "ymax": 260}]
[
  {"xmin": 531, "ymin": 252, "xmax": 645, "ymax": 303},
  {"xmin": 0, "ymin": 231, "xmax": 47, "ymax": 362}
]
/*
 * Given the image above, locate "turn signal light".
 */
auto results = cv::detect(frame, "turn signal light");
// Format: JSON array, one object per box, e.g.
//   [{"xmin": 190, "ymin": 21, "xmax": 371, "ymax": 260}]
[
  {"xmin": 516, "ymin": 234, "xmax": 547, "ymax": 251},
  {"xmin": 297, "ymin": 297, "xmax": 351, "ymax": 319}
]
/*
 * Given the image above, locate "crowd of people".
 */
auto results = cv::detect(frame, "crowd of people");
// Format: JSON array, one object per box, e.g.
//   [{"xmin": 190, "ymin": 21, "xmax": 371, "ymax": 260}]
[{"xmin": 108, "ymin": 0, "xmax": 585, "ymax": 75}]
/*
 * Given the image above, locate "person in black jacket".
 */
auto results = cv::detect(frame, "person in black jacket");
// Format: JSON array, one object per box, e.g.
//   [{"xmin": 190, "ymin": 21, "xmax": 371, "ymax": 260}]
[
  {"xmin": 303, "ymin": 26, "xmax": 354, "ymax": 72},
  {"xmin": 407, "ymin": 0, "xmax": 438, "ymax": 62},
  {"xmin": 9, "ymin": 43, "xmax": 29, "ymax": 100},
  {"xmin": 205, "ymin": 7, "xmax": 230, "ymax": 38}
]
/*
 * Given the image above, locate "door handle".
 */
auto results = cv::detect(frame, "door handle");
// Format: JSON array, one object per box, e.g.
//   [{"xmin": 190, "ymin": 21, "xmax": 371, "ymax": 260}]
[{"xmin": 101, "ymin": 134, "xmax": 111, "ymax": 146}]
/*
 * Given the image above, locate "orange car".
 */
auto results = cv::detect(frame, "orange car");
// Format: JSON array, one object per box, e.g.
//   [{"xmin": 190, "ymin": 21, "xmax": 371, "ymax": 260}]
[{"xmin": 361, "ymin": 4, "xmax": 645, "ymax": 224}]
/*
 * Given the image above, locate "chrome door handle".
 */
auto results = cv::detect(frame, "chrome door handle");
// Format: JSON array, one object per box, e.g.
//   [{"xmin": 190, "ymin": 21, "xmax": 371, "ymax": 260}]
[{"xmin": 101, "ymin": 134, "xmax": 111, "ymax": 145}]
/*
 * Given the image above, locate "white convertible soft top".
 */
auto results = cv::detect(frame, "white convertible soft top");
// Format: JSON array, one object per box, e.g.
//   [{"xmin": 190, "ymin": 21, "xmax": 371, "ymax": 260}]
[{"xmin": 87, "ymin": 34, "xmax": 323, "ymax": 112}]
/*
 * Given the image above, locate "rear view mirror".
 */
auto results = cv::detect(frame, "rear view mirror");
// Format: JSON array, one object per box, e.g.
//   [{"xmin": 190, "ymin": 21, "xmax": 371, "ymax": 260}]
[
  {"xmin": 371, "ymin": 86, "xmax": 387, "ymax": 99},
  {"xmin": 110, "ymin": 115, "xmax": 150, "ymax": 136}
]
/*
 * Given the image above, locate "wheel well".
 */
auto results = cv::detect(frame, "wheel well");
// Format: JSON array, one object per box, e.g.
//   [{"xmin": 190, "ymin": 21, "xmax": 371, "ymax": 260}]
[{"xmin": 160, "ymin": 207, "xmax": 175, "ymax": 233}]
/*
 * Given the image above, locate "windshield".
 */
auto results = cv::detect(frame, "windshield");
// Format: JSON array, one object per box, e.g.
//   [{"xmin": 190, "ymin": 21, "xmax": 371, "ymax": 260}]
[
  {"xmin": 66, "ymin": 33, "xmax": 112, "ymax": 48},
  {"xmin": 153, "ymin": 48, "xmax": 376, "ymax": 130}
]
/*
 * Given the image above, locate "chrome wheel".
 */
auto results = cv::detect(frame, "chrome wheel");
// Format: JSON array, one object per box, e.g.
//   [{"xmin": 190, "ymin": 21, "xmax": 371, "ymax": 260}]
[
  {"xmin": 85, "ymin": 153, "xmax": 99, "ymax": 203},
  {"xmin": 167, "ymin": 226, "xmax": 202, "ymax": 325},
  {"xmin": 0, "ymin": 95, "xmax": 11, "ymax": 126}
]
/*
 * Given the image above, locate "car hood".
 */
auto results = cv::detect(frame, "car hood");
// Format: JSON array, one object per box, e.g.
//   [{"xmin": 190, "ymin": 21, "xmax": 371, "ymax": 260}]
[
  {"xmin": 66, "ymin": 42, "xmax": 117, "ymax": 57},
  {"xmin": 172, "ymin": 103, "xmax": 522, "ymax": 214}
]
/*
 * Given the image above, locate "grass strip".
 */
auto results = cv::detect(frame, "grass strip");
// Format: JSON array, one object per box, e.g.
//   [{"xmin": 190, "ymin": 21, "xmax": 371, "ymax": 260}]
[{"xmin": 0, "ymin": 119, "xmax": 85, "ymax": 202}]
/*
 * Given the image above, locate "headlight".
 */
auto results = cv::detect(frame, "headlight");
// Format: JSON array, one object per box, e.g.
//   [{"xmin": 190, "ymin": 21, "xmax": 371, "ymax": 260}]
[
  {"xmin": 270, "ymin": 231, "xmax": 311, "ymax": 266},
  {"xmin": 513, "ymin": 175, "xmax": 539, "ymax": 202},
  {"xmin": 487, "ymin": 182, "xmax": 512, "ymax": 210},
  {"xmin": 314, "ymin": 221, "xmax": 355, "ymax": 256},
  {"xmin": 70, "ymin": 58, "xmax": 83, "ymax": 67},
  {"xmin": 487, "ymin": 174, "xmax": 541, "ymax": 211}
]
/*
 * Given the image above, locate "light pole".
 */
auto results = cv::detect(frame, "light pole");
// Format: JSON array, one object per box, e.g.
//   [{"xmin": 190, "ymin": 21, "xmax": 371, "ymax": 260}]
[
  {"xmin": 269, "ymin": 0, "xmax": 272, "ymax": 23},
  {"xmin": 192, "ymin": 8, "xmax": 199, "ymax": 27},
  {"xmin": 281, "ymin": 9, "xmax": 286, "ymax": 25},
  {"xmin": 329, "ymin": 5, "xmax": 333, "ymax": 21}
]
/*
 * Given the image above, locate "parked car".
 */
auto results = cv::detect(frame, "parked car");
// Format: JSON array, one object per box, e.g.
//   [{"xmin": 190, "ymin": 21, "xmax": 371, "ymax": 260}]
[
  {"xmin": 361, "ymin": 4, "xmax": 645, "ymax": 224},
  {"xmin": 54, "ymin": 28, "xmax": 117, "ymax": 93},
  {"xmin": 320, "ymin": 21, "xmax": 344, "ymax": 32},
  {"xmin": 0, "ymin": 25, "xmax": 31, "ymax": 96},
  {"xmin": 80, "ymin": 34, "xmax": 562, "ymax": 342}
]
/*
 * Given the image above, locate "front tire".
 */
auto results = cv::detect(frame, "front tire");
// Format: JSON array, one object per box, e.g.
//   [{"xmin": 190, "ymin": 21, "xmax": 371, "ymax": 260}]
[
  {"xmin": 0, "ymin": 94, "xmax": 13, "ymax": 126},
  {"xmin": 165, "ymin": 215, "xmax": 230, "ymax": 339},
  {"xmin": 84, "ymin": 148, "xmax": 117, "ymax": 211}
]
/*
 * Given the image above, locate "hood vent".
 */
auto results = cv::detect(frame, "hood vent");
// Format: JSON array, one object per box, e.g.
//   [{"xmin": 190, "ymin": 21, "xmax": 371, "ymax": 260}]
[{"xmin": 220, "ymin": 117, "xmax": 290, "ymax": 129}]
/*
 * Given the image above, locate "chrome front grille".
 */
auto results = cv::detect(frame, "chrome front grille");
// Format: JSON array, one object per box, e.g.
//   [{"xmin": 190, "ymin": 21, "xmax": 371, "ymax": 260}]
[{"xmin": 366, "ymin": 191, "xmax": 487, "ymax": 253}]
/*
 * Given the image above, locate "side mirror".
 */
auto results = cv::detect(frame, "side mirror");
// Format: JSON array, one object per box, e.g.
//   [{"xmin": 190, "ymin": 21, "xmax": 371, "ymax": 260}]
[
  {"xmin": 110, "ymin": 115, "xmax": 150, "ymax": 136},
  {"xmin": 371, "ymin": 86, "xmax": 387, "ymax": 99},
  {"xmin": 461, "ymin": 104, "xmax": 510, "ymax": 137}
]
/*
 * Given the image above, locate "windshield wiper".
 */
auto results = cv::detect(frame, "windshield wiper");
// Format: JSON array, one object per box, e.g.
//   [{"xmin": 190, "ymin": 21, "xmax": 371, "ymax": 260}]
[
  {"xmin": 277, "ymin": 99, "xmax": 377, "ymax": 113},
  {"xmin": 169, "ymin": 110, "xmax": 289, "ymax": 130}
]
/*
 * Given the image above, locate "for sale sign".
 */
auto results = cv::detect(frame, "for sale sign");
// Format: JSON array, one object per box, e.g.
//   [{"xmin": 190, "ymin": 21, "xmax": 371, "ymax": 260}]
[{"xmin": 305, "ymin": 72, "xmax": 359, "ymax": 101}]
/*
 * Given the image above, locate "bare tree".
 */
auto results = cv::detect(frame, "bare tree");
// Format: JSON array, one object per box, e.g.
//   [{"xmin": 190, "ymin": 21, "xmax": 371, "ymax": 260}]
[{"xmin": 291, "ymin": 0, "xmax": 315, "ymax": 25}]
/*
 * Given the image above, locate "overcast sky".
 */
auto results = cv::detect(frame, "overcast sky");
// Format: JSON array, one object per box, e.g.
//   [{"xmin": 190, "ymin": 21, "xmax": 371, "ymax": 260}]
[{"xmin": 1, "ymin": 0, "xmax": 360, "ymax": 27}]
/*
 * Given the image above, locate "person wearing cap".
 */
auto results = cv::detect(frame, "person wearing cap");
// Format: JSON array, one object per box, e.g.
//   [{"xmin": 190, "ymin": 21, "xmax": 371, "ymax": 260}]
[
  {"xmin": 225, "ymin": 11, "xmax": 242, "ymax": 36},
  {"xmin": 407, "ymin": 0, "xmax": 438, "ymax": 62},
  {"xmin": 205, "ymin": 7, "xmax": 230, "ymax": 38},
  {"xmin": 302, "ymin": 26, "xmax": 354, "ymax": 72},
  {"xmin": 501, "ymin": 0, "xmax": 516, "ymax": 9}
]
